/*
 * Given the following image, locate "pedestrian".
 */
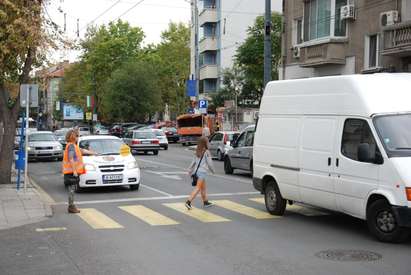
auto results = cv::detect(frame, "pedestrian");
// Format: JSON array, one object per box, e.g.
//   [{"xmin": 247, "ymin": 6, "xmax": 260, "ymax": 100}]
[
  {"xmin": 185, "ymin": 136, "xmax": 215, "ymax": 210},
  {"xmin": 62, "ymin": 129, "xmax": 94, "ymax": 213},
  {"xmin": 202, "ymin": 124, "xmax": 210, "ymax": 139}
]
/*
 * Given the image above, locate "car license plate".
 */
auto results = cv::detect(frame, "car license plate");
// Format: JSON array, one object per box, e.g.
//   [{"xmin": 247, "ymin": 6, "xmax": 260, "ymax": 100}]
[
  {"xmin": 102, "ymin": 174, "xmax": 123, "ymax": 181},
  {"xmin": 142, "ymin": 141, "xmax": 150, "ymax": 144}
]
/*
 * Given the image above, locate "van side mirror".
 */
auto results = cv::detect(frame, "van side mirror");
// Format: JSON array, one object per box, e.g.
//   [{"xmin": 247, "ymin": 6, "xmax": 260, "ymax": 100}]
[
  {"xmin": 358, "ymin": 143, "xmax": 370, "ymax": 162},
  {"xmin": 231, "ymin": 141, "xmax": 238, "ymax": 148}
]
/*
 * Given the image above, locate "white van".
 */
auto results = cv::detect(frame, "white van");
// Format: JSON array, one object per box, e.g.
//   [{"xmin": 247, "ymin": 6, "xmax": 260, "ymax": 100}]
[{"xmin": 253, "ymin": 74, "xmax": 411, "ymax": 243}]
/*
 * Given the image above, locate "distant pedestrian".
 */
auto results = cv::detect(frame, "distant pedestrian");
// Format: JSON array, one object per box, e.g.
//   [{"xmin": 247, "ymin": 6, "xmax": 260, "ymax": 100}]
[
  {"xmin": 185, "ymin": 136, "xmax": 215, "ymax": 210},
  {"xmin": 62, "ymin": 129, "xmax": 94, "ymax": 213},
  {"xmin": 202, "ymin": 125, "xmax": 210, "ymax": 138}
]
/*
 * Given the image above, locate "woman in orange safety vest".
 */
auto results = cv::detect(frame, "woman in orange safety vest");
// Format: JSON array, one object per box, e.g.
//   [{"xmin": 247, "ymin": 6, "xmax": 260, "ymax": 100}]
[{"xmin": 62, "ymin": 129, "xmax": 94, "ymax": 213}]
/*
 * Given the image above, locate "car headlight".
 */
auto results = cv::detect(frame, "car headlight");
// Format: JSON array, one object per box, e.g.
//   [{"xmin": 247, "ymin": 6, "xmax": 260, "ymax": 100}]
[
  {"xmin": 127, "ymin": 161, "xmax": 139, "ymax": 169},
  {"xmin": 84, "ymin": 163, "xmax": 96, "ymax": 171},
  {"xmin": 27, "ymin": 146, "xmax": 33, "ymax": 151},
  {"xmin": 55, "ymin": 145, "xmax": 63, "ymax": 150}
]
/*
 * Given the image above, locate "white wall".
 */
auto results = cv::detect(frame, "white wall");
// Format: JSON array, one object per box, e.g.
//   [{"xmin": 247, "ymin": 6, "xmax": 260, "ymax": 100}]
[{"xmin": 403, "ymin": 0, "xmax": 411, "ymax": 21}]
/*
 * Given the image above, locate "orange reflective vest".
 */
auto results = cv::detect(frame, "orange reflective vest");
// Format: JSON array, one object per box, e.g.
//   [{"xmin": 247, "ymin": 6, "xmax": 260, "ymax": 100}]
[{"xmin": 62, "ymin": 142, "xmax": 85, "ymax": 175}]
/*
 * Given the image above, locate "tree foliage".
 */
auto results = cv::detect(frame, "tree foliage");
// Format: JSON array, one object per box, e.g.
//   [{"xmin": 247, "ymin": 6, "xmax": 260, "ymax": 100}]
[
  {"xmin": 62, "ymin": 20, "xmax": 145, "ymax": 119},
  {"xmin": 0, "ymin": 0, "xmax": 52, "ymax": 184},
  {"xmin": 104, "ymin": 61, "xmax": 161, "ymax": 122}
]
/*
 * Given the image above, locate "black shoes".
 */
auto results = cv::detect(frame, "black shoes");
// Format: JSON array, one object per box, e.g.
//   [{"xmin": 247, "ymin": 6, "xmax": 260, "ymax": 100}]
[
  {"xmin": 203, "ymin": 201, "xmax": 213, "ymax": 208},
  {"xmin": 185, "ymin": 200, "xmax": 192, "ymax": 210}
]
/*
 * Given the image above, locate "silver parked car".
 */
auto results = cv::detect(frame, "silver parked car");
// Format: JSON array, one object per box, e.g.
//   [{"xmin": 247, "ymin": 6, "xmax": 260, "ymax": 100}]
[
  {"xmin": 224, "ymin": 125, "xmax": 255, "ymax": 175},
  {"xmin": 209, "ymin": 131, "xmax": 240, "ymax": 161},
  {"xmin": 123, "ymin": 130, "xmax": 160, "ymax": 155},
  {"xmin": 28, "ymin": 131, "xmax": 63, "ymax": 161}
]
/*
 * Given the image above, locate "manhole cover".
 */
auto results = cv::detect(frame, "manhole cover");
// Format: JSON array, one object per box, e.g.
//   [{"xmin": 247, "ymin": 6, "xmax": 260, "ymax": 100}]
[{"xmin": 315, "ymin": 249, "xmax": 382, "ymax": 262}]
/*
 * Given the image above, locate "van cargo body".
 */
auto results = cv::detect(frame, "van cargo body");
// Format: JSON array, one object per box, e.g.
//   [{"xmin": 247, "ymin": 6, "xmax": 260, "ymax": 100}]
[{"xmin": 253, "ymin": 74, "xmax": 411, "ymax": 243}]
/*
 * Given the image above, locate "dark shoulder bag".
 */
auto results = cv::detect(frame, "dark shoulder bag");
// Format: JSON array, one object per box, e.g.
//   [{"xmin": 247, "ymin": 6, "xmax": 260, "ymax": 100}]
[{"xmin": 191, "ymin": 152, "xmax": 205, "ymax": 186}]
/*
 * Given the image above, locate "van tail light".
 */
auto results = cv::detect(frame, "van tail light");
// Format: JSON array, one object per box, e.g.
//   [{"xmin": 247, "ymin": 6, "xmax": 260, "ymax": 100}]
[
  {"xmin": 151, "ymin": 140, "xmax": 159, "ymax": 144},
  {"xmin": 406, "ymin": 187, "xmax": 411, "ymax": 201},
  {"xmin": 132, "ymin": 140, "xmax": 141, "ymax": 145},
  {"xmin": 224, "ymin": 134, "xmax": 228, "ymax": 145}
]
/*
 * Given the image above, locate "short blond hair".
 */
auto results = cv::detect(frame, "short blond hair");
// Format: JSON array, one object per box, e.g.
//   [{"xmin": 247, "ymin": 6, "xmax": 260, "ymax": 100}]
[{"xmin": 65, "ymin": 129, "xmax": 77, "ymax": 143}]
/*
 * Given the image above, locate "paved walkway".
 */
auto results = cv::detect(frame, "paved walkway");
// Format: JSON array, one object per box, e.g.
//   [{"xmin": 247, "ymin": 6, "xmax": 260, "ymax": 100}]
[{"xmin": 0, "ymin": 177, "xmax": 52, "ymax": 230}]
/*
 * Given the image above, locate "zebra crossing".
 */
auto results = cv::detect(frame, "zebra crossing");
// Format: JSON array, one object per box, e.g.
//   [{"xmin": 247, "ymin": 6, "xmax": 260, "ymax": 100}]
[{"xmin": 74, "ymin": 197, "xmax": 330, "ymax": 230}]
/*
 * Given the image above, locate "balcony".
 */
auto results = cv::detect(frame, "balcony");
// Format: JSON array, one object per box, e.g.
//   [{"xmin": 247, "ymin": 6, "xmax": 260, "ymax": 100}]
[
  {"xmin": 382, "ymin": 21, "xmax": 411, "ymax": 56},
  {"xmin": 199, "ymin": 37, "xmax": 217, "ymax": 53},
  {"xmin": 199, "ymin": 65, "xmax": 218, "ymax": 80},
  {"xmin": 199, "ymin": 8, "xmax": 217, "ymax": 27},
  {"xmin": 298, "ymin": 40, "xmax": 347, "ymax": 67}
]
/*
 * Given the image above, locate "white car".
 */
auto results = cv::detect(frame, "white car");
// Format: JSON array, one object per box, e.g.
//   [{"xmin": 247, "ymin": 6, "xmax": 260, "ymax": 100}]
[
  {"xmin": 68, "ymin": 135, "xmax": 140, "ymax": 192},
  {"xmin": 152, "ymin": 129, "xmax": 168, "ymax": 150},
  {"xmin": 78, "ymin": 126, "xmax": 91, "ymax": 136}
]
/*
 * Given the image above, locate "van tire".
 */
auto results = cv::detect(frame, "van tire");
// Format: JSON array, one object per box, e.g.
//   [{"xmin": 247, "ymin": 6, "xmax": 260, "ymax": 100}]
[
  {"xmin": 264, "ymin": 182, "xmax": 286, "ymax": 216},
  {"xmin": 217, "ymin": 150, "xmax": 224, "ymax": 161},
  {"xmin": 224, "ymin": 157, "xmax": 234, "ymax": 174},
  {"xmin": 367, "ymin": 199, "xmax": 409, "ymax": 243}
]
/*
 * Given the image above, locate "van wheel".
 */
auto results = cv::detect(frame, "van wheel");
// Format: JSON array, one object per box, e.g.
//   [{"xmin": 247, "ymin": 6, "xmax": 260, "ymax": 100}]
[
  {"xmin": 264, "ymin": 182, "xmax": 286, "ymax": 216},
  {"xmin": 367, "ymin": 199, "xmax": 409, "ymax": 243},
  {"xmin": 224, "ymin": 157, "xmax": 234, "ymax": 174},
  {"xmin": 153, "ymin": 150, "xmax": 159, "ymax": 155},
  {"xmin": 217, "ymin": 150, "xmax": 224, "ymax": 161}
]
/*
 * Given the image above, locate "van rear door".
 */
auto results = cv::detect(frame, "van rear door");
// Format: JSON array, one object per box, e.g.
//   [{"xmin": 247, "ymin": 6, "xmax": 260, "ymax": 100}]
[{"xmin": 299, "ymin": 116, "xmax": 339, "ymax": 210}]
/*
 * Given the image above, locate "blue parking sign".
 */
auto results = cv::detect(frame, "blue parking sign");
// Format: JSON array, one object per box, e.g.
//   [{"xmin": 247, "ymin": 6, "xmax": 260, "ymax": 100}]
[{"xmin": 199, "ymin": 100, "xmax": 208, "ymax": 109}]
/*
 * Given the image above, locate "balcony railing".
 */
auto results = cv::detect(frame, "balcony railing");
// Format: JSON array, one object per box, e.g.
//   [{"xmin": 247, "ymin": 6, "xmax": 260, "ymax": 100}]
[
  {"xmin": 199, "ymin": 7, "xmax": 217, "ymax": 26},
  {"xmin": 199, "ymin": 65, "xmax": 218, "ymax": 80},
  {"xmin": 382, "ymin": 21, "xmax": 411, "ymax": 55},
  {"xmin": 199, "ymin": 36, "xmax": 217, "ymax": 52}
]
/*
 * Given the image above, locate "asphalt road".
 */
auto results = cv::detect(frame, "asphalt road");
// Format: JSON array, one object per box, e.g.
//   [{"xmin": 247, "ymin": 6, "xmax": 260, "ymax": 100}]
[{"xmin": 1, "ymin": 144, "xmax": 410, "ymax": 275}]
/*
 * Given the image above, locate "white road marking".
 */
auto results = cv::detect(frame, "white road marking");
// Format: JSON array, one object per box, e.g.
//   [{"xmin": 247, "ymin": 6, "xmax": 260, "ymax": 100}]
[
  {"xmin": 36, "ymin": 227, "xmax": 67, "ymax": 232},
  {"xmin": 138, "ymin": 159, "xmax": 252, "ymax": 184},
  {"xmin": 140, "ymin": 184, "xmax": 173, "ymax": 197},
  {"xmin": 56, "ymin": 191, "xmax": 259, "ymax": 205},
  {"xmin": 144, "ymin": 170, "xmax": 184, "ymax": 180}
]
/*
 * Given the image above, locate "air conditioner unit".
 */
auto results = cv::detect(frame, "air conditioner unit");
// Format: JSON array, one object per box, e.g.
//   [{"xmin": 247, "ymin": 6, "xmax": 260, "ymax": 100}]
[
  {"xmin": 292, "ymin": 46, "xmax": 300, "ymax": 58},
  {"xmin": 380, "ymin": 11, "xmax": 399, "ymax": 27},
  {"xmin": 340, "ymin": 4, "xmax": 355, "ymax": 20}
]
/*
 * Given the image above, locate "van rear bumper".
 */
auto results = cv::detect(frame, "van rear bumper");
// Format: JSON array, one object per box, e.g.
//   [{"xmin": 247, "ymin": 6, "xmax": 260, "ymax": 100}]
[
  {"xmin": 253, "ymin": 177, "xmax": 263, "ymax": 194},
  {"xmin": 392, "ymin": 206, "xmax": 411, "ymax": 227}
]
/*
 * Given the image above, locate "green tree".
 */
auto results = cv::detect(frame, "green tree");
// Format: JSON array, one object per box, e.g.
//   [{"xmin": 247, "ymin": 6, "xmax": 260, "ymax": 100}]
[
  {"xmin": 155, "ymin": 23, "xmax": 190, "ymax": 118},
  {"xmin": 62, "ymin": 20, "xmax": 145, "ymax": 120},
  {"xmin": 104, "ymin": 60, "xmax": 161, "ymax": 122},
  {"xmin": 234, "ymin": 12, "xmax": 282, "ymax": 104},
  {"xmin": 0, "ymin": 0, "xmax": 50, "ymax": 184}
]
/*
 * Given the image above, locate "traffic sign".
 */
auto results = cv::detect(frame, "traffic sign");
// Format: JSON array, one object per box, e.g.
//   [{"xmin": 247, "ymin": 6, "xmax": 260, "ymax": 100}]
[
  {"xmin": 20, "ymin": 84, "xmax": 39, "ymax": 107},
  {"xmin": 199, "ymin": 99, "xmax": 208, "ymax": 109}
]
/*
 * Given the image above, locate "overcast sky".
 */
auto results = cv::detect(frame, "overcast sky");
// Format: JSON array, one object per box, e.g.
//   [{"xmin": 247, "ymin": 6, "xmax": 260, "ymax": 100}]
[{"xmin": 46, "ymin": 0, "xmax": 282, "ymax": 63}]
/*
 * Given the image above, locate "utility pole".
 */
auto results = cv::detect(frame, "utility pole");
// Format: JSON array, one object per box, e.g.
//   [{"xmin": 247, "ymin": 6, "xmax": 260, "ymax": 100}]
[
  {"xmin": 193, "ymin": 0, "xmax": 200, "ymax": 101},
  {"xmin": 264, "ymin": 0, "xmax": 272, "ymax": 87}
]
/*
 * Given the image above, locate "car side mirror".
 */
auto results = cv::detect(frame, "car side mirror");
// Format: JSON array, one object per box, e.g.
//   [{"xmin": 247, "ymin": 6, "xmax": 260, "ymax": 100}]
[
  {"xmin": 232, "ymin": 141, "xmax": 238, "ymax": 148},
  {"xmin": 358, "ymin": 143, "xmax": 370, "ymax": 162}
]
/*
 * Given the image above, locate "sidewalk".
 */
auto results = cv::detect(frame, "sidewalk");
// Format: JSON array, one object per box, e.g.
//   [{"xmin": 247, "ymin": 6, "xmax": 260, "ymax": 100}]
[{"xmin": 0, "ymin": 172, "xmax": 52, "ymax": 230}]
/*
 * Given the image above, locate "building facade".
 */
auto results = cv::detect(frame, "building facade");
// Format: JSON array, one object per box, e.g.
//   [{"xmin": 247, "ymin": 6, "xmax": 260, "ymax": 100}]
[
  {"xmin": 281, "ymin": 0, "xmax": 411, "ymax": 79},
  {"xmin": 190, "ymin": 0, "xmax": 280, "ymax": 95}
]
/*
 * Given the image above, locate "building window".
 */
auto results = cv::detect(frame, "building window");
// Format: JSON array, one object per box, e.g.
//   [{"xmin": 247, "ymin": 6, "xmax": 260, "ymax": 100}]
[
  {"xmin": 364, "ymin": 34, "xmax": 379, "ymax": 69},
  {"xmin": 334, "ymin": 0, "xmax": 347, "ymax": 36},
  {"xmin": 303, "ymin": 0, "xmax": 347, "ymax": 41},
  {"xmin": 293, "ymin": 18, "xmax": 303, "ymax": 45}
]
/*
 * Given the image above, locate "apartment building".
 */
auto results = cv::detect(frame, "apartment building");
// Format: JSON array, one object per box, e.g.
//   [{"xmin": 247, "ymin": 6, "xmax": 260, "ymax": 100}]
[
  {"xmin": 190, "ymin": 0, "xmax": 281, "ymax": 95},
  {"xmin": 281, "ymin": 0, "xmax": 411, "ymax": 79}
]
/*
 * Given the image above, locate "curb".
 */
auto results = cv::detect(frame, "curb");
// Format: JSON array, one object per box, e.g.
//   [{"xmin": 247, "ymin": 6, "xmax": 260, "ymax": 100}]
[{"xmin": 29, "ymin": 177, "xmax": 54, "ymax": 217}]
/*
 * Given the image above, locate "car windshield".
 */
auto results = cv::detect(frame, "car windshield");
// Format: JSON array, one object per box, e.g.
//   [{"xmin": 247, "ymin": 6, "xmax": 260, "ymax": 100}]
[
  {"xmin": 154, "ymin": 130, "xmax": 165, "ymax": 136},
  {"xmin": 374, "ymin": 114, "xmax": 411, "ymax": 157},
  {"xmin": 80, "ymin": 127, "xmax": 89, "ymax": 131},
  {"xmin": 134, "ymin": 132, "xmax": 155, "ymax": 139},
  {"xmin": 79, "ymin": 139, "xmax": 124, "ymax": 155},
  {"xmin": 29, "ymin": 133, "xmax": 56, "ymax": 142},
  {"xmin": 55, "ymin": 130, "xmax": 67, "ymax": 137},
  {"xmin": 228, "ymin": 133, "xmax": 239, "ymax": 141}
]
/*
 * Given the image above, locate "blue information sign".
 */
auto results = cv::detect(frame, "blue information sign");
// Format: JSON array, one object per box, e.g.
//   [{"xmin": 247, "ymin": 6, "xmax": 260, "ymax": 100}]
[
  {"xmin": 186, "ymin": 80, "xmax": 197, "ymax": 97},
  {"xmin": 198, "ymin": 99, "xmax": 208, "ymax": 109}
]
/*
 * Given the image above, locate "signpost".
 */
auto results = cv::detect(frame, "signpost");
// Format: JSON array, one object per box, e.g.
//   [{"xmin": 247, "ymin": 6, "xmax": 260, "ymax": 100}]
[
  {"xmin": 198, "ymin": 99, "xmax": 208, "ymax": 114},
  {"xmin": 19, "ymin": 84, "xmax": 38, "ymax": 191}
]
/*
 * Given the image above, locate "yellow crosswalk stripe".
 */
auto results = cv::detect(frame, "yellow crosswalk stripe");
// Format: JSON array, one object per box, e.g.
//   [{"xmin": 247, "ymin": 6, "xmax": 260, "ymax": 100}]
[
  {"xmin": 212, "ymin": 200, "xmax": 277, "ymax": 219},
  {"xmin": 77, "ymin": 208, "xmax": 124, "ymax": 229},
  {"xmin": 249, "ymin": 198, "xmax": 329, "ymax": 216},
  {"xmin": 163, "ymin": 203, "xmax": 230, "ymax": 223},
  {"xmin": 119, "ymin": 205, "xmax": 179, "ymax": 226}
]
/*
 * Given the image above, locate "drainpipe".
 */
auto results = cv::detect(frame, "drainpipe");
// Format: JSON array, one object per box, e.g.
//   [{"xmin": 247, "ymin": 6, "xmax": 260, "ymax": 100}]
[{"xmin": 282, "ymin": 0, "xmax": 287, "ymax": 80}]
